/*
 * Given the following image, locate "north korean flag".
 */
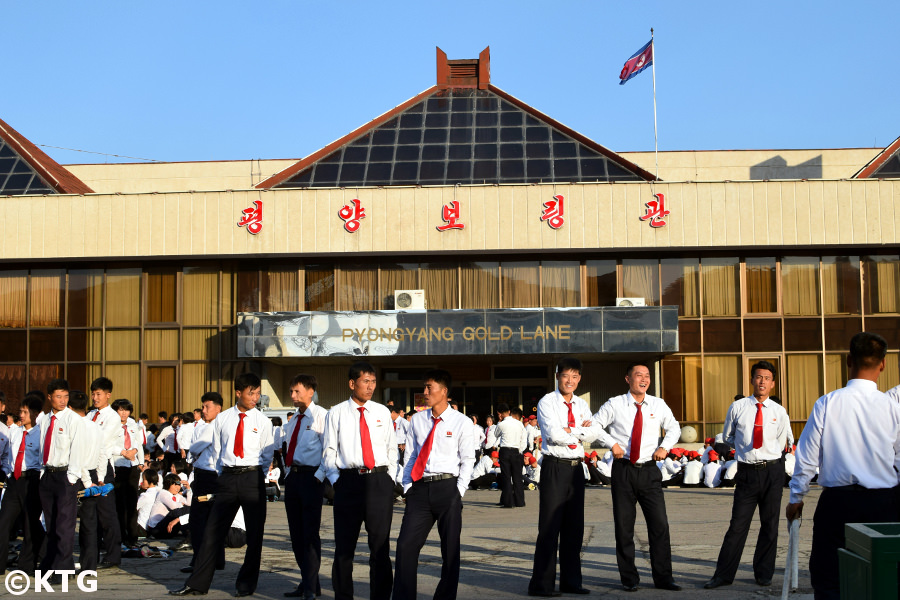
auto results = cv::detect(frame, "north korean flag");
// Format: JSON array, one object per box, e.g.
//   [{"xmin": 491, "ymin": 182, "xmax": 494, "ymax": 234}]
[{"xmin": 619, "ymin": 40, "xmax": 653, "ymax": 85}]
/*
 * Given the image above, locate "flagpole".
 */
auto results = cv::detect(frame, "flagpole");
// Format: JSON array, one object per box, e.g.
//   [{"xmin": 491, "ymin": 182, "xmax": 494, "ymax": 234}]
[{"xmin": 651, "ymin": 27, "xmax": 659, "ymax": 180}]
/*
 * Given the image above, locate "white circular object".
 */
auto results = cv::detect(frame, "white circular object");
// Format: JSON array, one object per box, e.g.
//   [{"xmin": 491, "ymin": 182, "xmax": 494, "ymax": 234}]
[{"xmin": 680, "ymin": 425, "xmax": 698, "ymax": 443}]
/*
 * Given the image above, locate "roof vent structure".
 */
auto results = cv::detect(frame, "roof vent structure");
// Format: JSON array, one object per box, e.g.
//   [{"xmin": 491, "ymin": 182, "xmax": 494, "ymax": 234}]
[{"xmin": 437, "ymin": 46, "xmax": 490, "ymax": 90}]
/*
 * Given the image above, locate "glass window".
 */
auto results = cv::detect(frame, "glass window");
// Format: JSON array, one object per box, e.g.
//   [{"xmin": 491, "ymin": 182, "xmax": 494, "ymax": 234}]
[
  {"xmin": 261, "ymin": 268, "xmax": 299, "ymax": 312},
  {"xmin": 420, "ymin": 263, "xmax": 458, "ymax": 310},
  {"xmin": 183, "ymin": 267, "xmax": 219, "ymax": 325},
  {"xmin": 703, "ymin": 320, "xmax": 742, "ymax": 352},
  {"xmin": 878, "ymin": 353, "xmax": 900, "ymax": 393},
  {"xmin": 29, "ymin": 365, "xmax": 62, "ymax": 396},
  {"xmin": 784, "ymin": 319, "xmax": 822, "ymax": 351},
  {"xmin": 304, "ymin": 266, "xmax": 334, "ymax": 311},
  {"xmin": 235, "ymin": 270, "xmax": 260, "ymax": 313},
  {"xmin": 183, "ymin": 329, "xmax": 219, "ymax": 361},
  {"xmin": 144, "ymin": 330, "xmax": 179, "ymax": 361},
  {"xmin": 108, "ymin": 364, "xmax": 141, "ymax": 412},
  {"xmin": 661, "ymin": 356, "xmax": 702, "ymax": 422},
  {"xmin": 824, "ymin": 353, "xmax": 848, "ymax": 393},
  {"xmin": 541, "ymin": 261, "xmax": 580, "ymax": 307},
  {"xmin": 29, "ymin": 330, "xmax": 64, "ymax": 362},
  {"xmin": 501, "ymin": 262, "xmax": 539, "ymax": 308},
  {"xmin": 678, "ymin": 320, "xmax": 701, "ymax": 353},
  {"xmin": 461, "ymin": 262, "xmax": 499, "ymax": 309},
  {"xmin": 0, "ymin": 270, "xmax": 27, "ymax": 327},
  {"xmin": 744, "ymin": 319, "xmax": 782, "ymax": 352},
  {"xmin": 703, "ymin": 356, "xmax": 741, "ymax": 422},
  {"xmin": 67, "ymin": 330, "xmax": 102, "ymax": 362},
  {"xmin": 30, "ymin": 270, "xmax": 64, "ymax": 327},
  {"xmin": 622, "ymin": 259, "xmax": 659, "ymax": 306},
  {"xmin": 68, "ymin": 269, "xmax": 103, "ymax": 327},
  {"xmin": 585, "ymin": 260, "xmax": 617, "ymax": 307},
  {"xmin": 380, "ymin": 264, "xmax": 418, "ymax": 309},
  {"xmin": 865, "ymin": 317, "xmax": 900, "ymax": 349},
  {"xmin": 822, "ymin": 256, "xmax": 860, "ymax": 315},
  {"xmin": 106, "ymin": 269, "xmax": 141, "ymax": 327},
  {"xmin": 0, "ymin": 331, "xmax": 26, "ymax": 362},
  {"xmin": 661, "ymin": 259, "xmax": 699, "ymax": 317},
  {"xmin": 182, "ymin": 363, "xmax": 213, "ymax": 409},
  {"xmin": 702, "ymin": 258, "xmax": 738, "ymax": 316},
  {"xmin": 863, "ymin": 256, "xmax": 900, "ymax": 314},
  {"xmin": 107, "ymin": 330, "xmax": 140, "ymax": 362},
  {"xmin": 339, "ymin": 266, "xmax": 377, "ymax": 311},
  {"xmin": 825, "ymin": 317, "xmax": 862, "ymax": 351},
  {"xmin": 221, "ymin": 268, "xmax": 235, "ymax": 325},
  {"xmin": 147, "ymin": 270, "xmax": 177, "ymax": 323},
  {"xmin": 786, "ymin": 354, "xmax": 822, "ymax": 422},
  {"xmin": 782, "ymin": 257, "xmax": 820, "ymax": 316},
  {"xmin": 746, "ymin": 257, "xmax": 776, "ymax": 313}
]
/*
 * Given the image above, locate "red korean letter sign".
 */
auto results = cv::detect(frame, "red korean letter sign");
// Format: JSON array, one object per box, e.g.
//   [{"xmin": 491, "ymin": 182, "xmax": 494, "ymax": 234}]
[
  {"xmin": 639, "ymin": 192, "xmax": 670, "ymax": 228},
  {"xmin": 338, "ymin": 198, "xmax": 366, "ymax": 233},
  {"xmin": 436, "ymin": 200, "xmax": 465, "ymax": 231},
  {"xmin": 541, "ymin": 194, "xmax": 565, "ymax": 229},
  {"xmin": 237, "ymin": 200, "xmax": 263, "ymax": 235}
]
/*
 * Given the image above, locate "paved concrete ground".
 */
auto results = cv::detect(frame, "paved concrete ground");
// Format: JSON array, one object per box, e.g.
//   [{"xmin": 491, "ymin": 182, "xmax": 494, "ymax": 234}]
[{"xmin": 26, "ymin": 485, "xmax": 820, "ymax": 599}]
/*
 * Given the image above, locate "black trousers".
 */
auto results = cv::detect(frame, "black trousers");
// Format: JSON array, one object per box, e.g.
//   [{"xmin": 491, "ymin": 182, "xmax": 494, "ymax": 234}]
[
  {"xmin": 186, "ymin": 469, "xmax": 267, "ymax": 594},
  {"xmin": 0, "ymin": 471, "xmax": 43, "ymax": 572},
  {"xmin": 97, "ymin": 464, "xmax": 122, "ymax": 564},
  {"xmin": 809, "ymin": 485, "xmax": 899, "ymax": 600},
  {"xmin": 77, "ymin": 471, "xmax": 101, "ymax": 571},
  {"xmin": 393, "ymin": 477, "xmax": 463, "ymax": 600},
  {"xmin": 188, "ymin": 469, "xmax": 224, "ymax": 569},
  {"xmin": 468, "ymin": 474, "xmax": 496, "ymax": 490},
  {"xmin": 610, "ymin": 459, "xmax": 674, "ymax": 588},
  {"xmin": 332, "ymin": 470, "xmax": 393, "ymax": 600},
  {"xmin": 39, "ymin": 469, "xmax": 77, "ymax": 571},
  {"xmin": 114, "ymin": 465, "xmax": 140, "ymax": 545},
  {"xmin": 284, "ymin": 468, "xmax": 324, "ymax": 597},
  {"xmin": 712, "ymin": 460, "xmax": 783, "ymax": 583},
  {"xmin": 498, "ymin": 447, "xmax": 524, "ymax": 508},
  {"xmin": 529, "ymin": 458, "xmax": 585, "ymax": 595},
  {"xmin": 148, "ymin": 506, "xmax": 190, "ymax": 538}
]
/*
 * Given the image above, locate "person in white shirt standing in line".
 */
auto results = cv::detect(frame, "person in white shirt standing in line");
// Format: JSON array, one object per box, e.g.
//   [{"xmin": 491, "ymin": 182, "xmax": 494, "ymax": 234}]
[
  {"xmin": 592, "ymin": 362, "xmax": 682, "ymax": 593},
  {"xmin": 528, "ymin": 357, "xmax": 600, "ymax": 597},
  {"xmin": 495, "ymin": 404, "xmax": 527, "ymax": 509},
  {"xmin": 171, "ymin": 373, "xmax": 275, "ymax": 597},
  {"xmin": 392, "ymin": 369, "xmax": 474, "ymax": 600},
  {"xmin": 70, "ymin": 389, "xmax": 109, "ymax": 575},
  {"xmin": 111, "ymin": 398, "xmax": 144, "ymax": 547},
  {"xmin": 323, "ymin": 362, "xmax": 397, "ymax": 600},
  {"xmin": 705, "ymin": 360, "xmax": 793, "ymax": 590},
  {"xmin": 87, "ymin": 377, "xmax": 126, "ymax": 568},
  {"xmin": 787, "ymin": 332, "xmax": 900, "ymax": 600},
  {"xmin": 282, "ymin": 374, "xmax": 328, "ymax": 600}
]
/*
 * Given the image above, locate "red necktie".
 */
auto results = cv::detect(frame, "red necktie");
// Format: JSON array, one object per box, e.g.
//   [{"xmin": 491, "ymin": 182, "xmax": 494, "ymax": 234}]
[
  {"xmin": 358, "ymin": 407, "xmax": 375, "ymax": 470},
  {"xmin": 14, "ymin": 432, "xmax": 26, "ymax": 479},
  {"xmin": 92, "ymin": 411, "xmax": 99, "ymax": 422},
  {"xmin": 285, "ymin": 413, "xmax": 303, "ymax": 468},
  {"xmin": 234, "ymin": 413, "xmax": 246, "ymax": 459},
  {"xmin": 123, "ymin": 425, "xmax": 132, "ymax": 450},
  {"xmin": 393, "ymin": 421, "xmax": 397, "ymax": 431},
  {"xmin": 753, "ymin": 403, "xmax": 764, "ymax": 449},
  {"xmin": 142, "ymin": 427, "xmax": 147, "ymax": 445},
  {"xmin": 565, "ymin": 402, "xmax": 577, "ymax": 449},
  {"xmin": 42, "ymin": 415, "xmax": 56, "ymax": 464},
  {"xmin": 173, "ymin": 428, "xmax": 179, "ymax": 452},
  {"xmin": 630, "ymin": 403, "xmax": 643, "ymax": 464},
  {"xmin": 411, "ymin": 417, "xmax": 442, "ymax": 481}
]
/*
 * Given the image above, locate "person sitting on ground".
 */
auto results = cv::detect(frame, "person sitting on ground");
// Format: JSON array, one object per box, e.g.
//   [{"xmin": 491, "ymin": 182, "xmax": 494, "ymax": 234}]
[
  {"xmin": 265, "ymin": 461, "xmax": 281, "ymax": 501},
  {"xmin": 146, "ymin": 473, "xmax": 191, "ymax": 540},
  {"xmin": 136, "ymin": 469, "xmax": 160, "ymax": 539},
  {"xmin": 702, "ymin": 451, "xmax": 723, "ymax": 488},
  {"xmin": 525, "ymin": 455, "xmax": 541, "ymax": 488},
  {"xmin": 682, "ymin": 451, "xmax": 703, "ymax": 487},
  {"xmin": 469, "ymin": 451, "xmax": 500, "ymax": 490},
  {"xmin": 225, "ymin": 507, "xmax": 247, "ymax": 549},
  {"xmin": 720, "ymin": 450, "xmax": 738, "ymax": 488}
]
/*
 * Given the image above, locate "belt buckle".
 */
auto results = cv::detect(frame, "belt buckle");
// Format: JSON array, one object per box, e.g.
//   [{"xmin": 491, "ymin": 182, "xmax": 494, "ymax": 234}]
[{"xmin": 357, "ymin": 468, "xmax": 368, "ymax": 475}]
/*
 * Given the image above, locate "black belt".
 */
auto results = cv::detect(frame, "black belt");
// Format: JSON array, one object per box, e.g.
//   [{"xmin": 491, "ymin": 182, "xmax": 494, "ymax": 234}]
[
  {"xmin": 416, "ymin": 473, "xmax": 456, "ymax": 483},
  {"xmin": 44, "ymin": 465, "xmax": 68, "ymax": 473},
  {"xmin": 290, "ymin": 465, "xmax": 318, "ymax": 474},
  {"xmin": 616, "ymin": 458, "xmax": 652, "ymax": 468},
  {"xmin": 543, "ymin": 455, "xmax": 582, "ymax": 467},
  {"xmin": 222, "ymin": 466, "xmax": 261, "ymax": 474},
  {"xmin": 738, "ymin": 458, "xmax": 782, "ymax": 470},
  {"xmin": 340, "ymin": 466, "xmax": 389, "ymax": 475}
]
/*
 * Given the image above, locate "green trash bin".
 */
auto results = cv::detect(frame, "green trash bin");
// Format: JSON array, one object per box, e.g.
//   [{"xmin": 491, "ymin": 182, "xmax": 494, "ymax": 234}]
[{"xmin": 837, "ymin": 522, "xmax": 900, "ymax": 599}]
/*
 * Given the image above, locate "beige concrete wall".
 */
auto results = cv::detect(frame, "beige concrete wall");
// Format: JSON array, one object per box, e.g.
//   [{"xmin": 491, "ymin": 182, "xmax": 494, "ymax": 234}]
[{"xmin": 4, "ymin": 179, "xmax": 900, "ymax": 261}]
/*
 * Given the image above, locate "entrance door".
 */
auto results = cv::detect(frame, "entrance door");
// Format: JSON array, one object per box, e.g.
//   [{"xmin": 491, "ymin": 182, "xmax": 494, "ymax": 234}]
[{"xmin": 147, "ymin": 366, "xmax": 177, "ymax": 418}]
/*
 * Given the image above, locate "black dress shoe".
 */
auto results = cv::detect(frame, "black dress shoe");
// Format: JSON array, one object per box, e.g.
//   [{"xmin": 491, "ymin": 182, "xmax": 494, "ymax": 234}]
[
  {"xmin": 97, "ymin": 561, "xmax": 118, "ymax": 570},
  {"xmin": 704, "ymin": 576, "xmax": 730, "ymax": 589},
  {"xmin": 169, "ymin": 586, "xmax": 207, "ymax": 596},
  {"xmin": 755, "ymin": 577, "xmax": 772, "ymax": 586},
  {"xmin": 655, "ymin": 581, "xmax": 681, "ymax": 591},
  {"xmin": 622, "ymin": 584, "xmax": 639, "ymax": 592},
  {"xmin": 180, "ymin": 566, "xmax": 194, "ymax": 574},
  {"xmin": 527, "ymin": 591, "xmax": 561, "ymax": 597},
  {"xmin": 559, "ymin": 586, "xmax": 590, "ymax": 594},
  {"xmin": 283, "ymin": 587, "xmax": 305, "ymax": 598},
  {"xmin": 234, "ymin": 591, "xmax": 254, "ymax": 597}
]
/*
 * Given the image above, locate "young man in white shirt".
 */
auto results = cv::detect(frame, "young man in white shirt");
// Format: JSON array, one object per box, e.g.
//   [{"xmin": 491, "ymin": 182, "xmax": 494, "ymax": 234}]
[
  {"xmin": 592, "ymin": 362, "xmax": 681, "ymax": 593},
  {"xmin": 147, "ymin": 473, "xmax": 190, "ymax": 537},
  {"xmin": 393, "ymin": 369, "xmax": 475, "ymax": 600},
  {"xmin": 87, "ymin": 377, "xmax": 126, "ymax": 568},
  {"xmin": 136, "ymin": 469, "xmax": 159, "ymax": 535},
  {"xmin": 702, "ymin": 451, "xmax": 723, "ymax": 488},
  {"xmin": 495, "ymin": 404, "xmax": 527, "ymax": 509},
  {"xmin": 112, "ymin": 398, "xmax": 144, "ymax": 546},
  {"xmin": 70, "ymin": 389, "xmax": 110, "ymax": 574},
  {"xmin": 171, "ymin": 373, "xmax": 275, "ymax": 597},
  {"xmin": 282, "ymin": 374, "xmax": 328, "ymax": 600},
  {"xmin": 323, "ymin": 362, "xmax": 397, "ymax": 600}
]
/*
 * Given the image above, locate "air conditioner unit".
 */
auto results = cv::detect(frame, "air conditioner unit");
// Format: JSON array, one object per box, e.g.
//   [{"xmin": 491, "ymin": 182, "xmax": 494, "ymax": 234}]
[
  {"xmin": 394, "ymin": 289, "xmax": 426, "ymax": 310},
  {"xmin": 615, "ymin": 297, "xmax": 646, "ymax": 307}
]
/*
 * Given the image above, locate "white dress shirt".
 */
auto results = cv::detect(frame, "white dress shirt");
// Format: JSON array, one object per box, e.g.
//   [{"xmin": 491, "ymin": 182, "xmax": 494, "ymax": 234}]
[
  {"xmin": 75, "ymin": 417, "xmax": 108, "ymax": 488},
  {"xmin": 272, "ymin": 425, "xmax": 284, "ymax": 450},
  {"xmin": 176, "ymin": 422, "xmax": 196, "ymax": 454},
  {"xmin": 790, "ymin": 378, "xmax": 900, "ymax": 503},
  {"xmin": 484, "ymin": 424, "xmax": 498, "ymax": 448},
  {"xmin": 703, "ymin": 462, "xmax": 723, "ymax": 488},
  {"xmin": 700, "ymin": 446, "xmax": 713, "ymax": 465},
  {"xmin": 113, "ymin": 417, "xmax": 145, "ymax": 467},
  {"xmin": 4, "ymin": 426, "xmax": 41, "ymax": 476},
  {"xmin": 723, "ymin": 396, "xmax": 792, "ymax": 463},
  {"xmin": 40, "ymin": 407, "xmax": 85, "ymax": 485},
  {"xmin": 267, "ymin": 467, "xmax": 281, "ymax": 483},
  {"xmin": 470, "ymin": 455, "xmax": 494, "ymax": 480},
  {"xmin": 723, "ymin": 459, "xmax": 738, "ymax": 481},
  {"xmin": 322, "ymin": 398, "xmax": 398, "ymax": 485},
  {"xmin": 282, "ymin": 402, "xmax": 327, "ymax": 482},
  {"xmin": 592, "ymin": 393, "xmax": 680, "ymax": 464},
  {"xmin": 146, "ymin": 431, "xmax": 157, "ymax": 451},
  {"xmin": 784, "ymin": 453, "xmax": 796, "ymax": 476},
  {"xmin": 886, "ymin": 384, "xmax": 900, "ymax": 403},
  {"xmin": 401, "ymin": 406, "xmax": 475, "ymax": 497},
  {"xmin": 536, "ymin": 390, "xmax": 601, "ymax": 459},
  {"xmin": 157, "ymin": 425, "xmax": 174, "ymax": 452},
  {"xmin": 496, "ymin": 416, "xmax": 527, "ymax": 451},
  {"xmin": 392, "ymin": 416, "xmax": 409, "ymax": 445},
  {"xmin": 682, "ymin": 460, "xmax": 703, "ymax": 485},
  {"xmin": 87, "ymin": 405, "xmax": 125, "ymax": 470},
  {"xmin": 147, "ymin": 488, "xmax": 189, "ymax": 529},
  {"xmin": 188, "ymin": 420, "xmax": 217, "ymax": 472},
  {"xmin": 136, "ymin": 488, "xmax": 158, "ymax": 529},
  {"xmin": 213, "ymin": 407, "xmax": 275, "ymax": 473},
  {"xmin": 471, "ymin": 424, "xmax": 484, "ymax": 454}
]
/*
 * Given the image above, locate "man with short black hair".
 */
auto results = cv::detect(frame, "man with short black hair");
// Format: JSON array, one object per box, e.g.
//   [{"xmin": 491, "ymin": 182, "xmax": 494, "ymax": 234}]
[
  {"xmin": 112, "ymin": 398, "xmax": 144, "ymax": 546},
  {"xmin": 592, "ymin": 362, "xmax": 681, "ymax": 592},
  {"xmin": 87, "ymin": 377, "xmax": 126, "ymax": 568},
  {"xmin": 787, "ymin": 332, "xmax": 900, "ymax": 600},
  {"xmin": 495, "ymin": 403, "xmax": 526, "ymax": 509}
]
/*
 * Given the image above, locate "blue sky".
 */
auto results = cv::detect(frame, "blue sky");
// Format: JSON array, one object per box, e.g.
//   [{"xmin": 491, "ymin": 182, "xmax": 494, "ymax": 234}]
[{"xmin": 5, "ymin": 2, "xmax": 897, "ymax": 164}]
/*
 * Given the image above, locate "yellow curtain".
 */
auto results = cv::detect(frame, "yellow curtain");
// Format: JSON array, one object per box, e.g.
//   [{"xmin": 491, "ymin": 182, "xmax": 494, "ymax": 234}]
[
  {"xmin": 0, "ymin": 365, "xmax": 25, "ymax": 411},
  {"xmin": 147, "ymin": 271, "xmax": 176, "ymax": 323},
  {"xmin": 501, "ymin": 262, "xmax": 539, "ymax": 308},
  {"xmin": 821, "ymin": 259, "xmax": 839, "ymax": 314},
  {"xmin": 184, "ymin": 268, "xmax": 218, "ymax": 325},
  {"xmin": 541, "ymin": 262, "xmax": 579, "ymax": 307},
  {"xmin": 0, "ymin": 271, "xmax": 27, "ymax": 328},
  {"xmin": 872, "ymin": 257, "xmax": 900, "ymax": 313},
  {"xmin": 339, "ymin": 267, "xmax": 377, "ymax": 311},
  {"xmin": 878, "ymin": 353, "xmax": 900, "ymax": 393},
  {"xmin": 29, "ymin": 270, "xmax": 63, "ymax": 326},
  {"xmin": 144, "ymin": 330, "xmax": 179, "ymax": 361},
  {"xmin": 824, "ymin": 353, "xmax": 847, "ymax": 393},
  {"xmin": 420, "ymin": 264, "xmax": 458, "ymax": 309},
  {"xmin": 68, "ymin": 270, "xmax": 103, "ymax": 327},
  {"xmin": 264, "ymin": 270, "xmax": 299, "ymax": 312},
  {"xmin": 683, "ymin": 356, "xmax": 702, "ymax": 421},
  {"xmin": 221, "ymin": 269, "xmax": 235, "ymax": 324},
  {"xmin": 106, "ymin": 269, "xmax": 141, "ymax": 327},
  {"xmin": 746, "ymin": 258, "xmax": 776, "ymax": 313},
  {"xmin": 183, "ymin": 329, "xmax": 218, "ymax": 361},
  {"xmin": 585, "ymin": 260, "xmax": 617, "ymax": 307},
  {"xmin": 106, "ymin": 364, "xmax": 140, "ymax": 408},
  {"xmin": 304, "ymin": 267, "xmax": 335, "ymax": 311},
  {"xmin": 682, "ymin": 263, "xmax": 699, "ymax": 316},
  {"xmin": 703, "ymin": 355, "xmax": 741, "ymax": 422},
  {"xmin": 702, "ymin": 258, "xmax": 738, "ymax": 316},
  {"xmin": 461, "ymin": 262, "xmax": 499, "ymax": 309},
  {"xmin": 380, "ymin": 265, "xmax": 418, "ymax": 309},
  {"xmin": 783, "ymin": 258, "xmax": 820, "ymax": 316},
  {"xmin": 106, "ymin": 330, "xmax": 140, "ymax": 361},
  {"xmin": 786, "ymin": 354, "xmax": 823, "ymax": 422},
  {"xmin": 182, "ymin": 363, "xmax": 212, "ymax": 410},
  {"xmin": 622, "ymin": 259, "xmax": 659, "ymax": 305}
]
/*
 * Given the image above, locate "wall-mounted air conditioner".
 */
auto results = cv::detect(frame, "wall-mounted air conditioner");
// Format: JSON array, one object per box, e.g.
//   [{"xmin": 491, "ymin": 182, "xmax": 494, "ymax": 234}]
[
  {"xmin": 394, "ymin": 289, "xmax": 426, "ymax": 310},
  {"xmin": 615, "ymin": 297, "xmax": 646, "ymax": 307}
]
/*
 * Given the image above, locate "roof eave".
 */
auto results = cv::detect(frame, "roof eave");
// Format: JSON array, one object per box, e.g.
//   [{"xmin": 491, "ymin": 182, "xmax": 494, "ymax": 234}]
[{"xmin": 0, "ymin": 117, "xmax": 94, "ymax": 194}]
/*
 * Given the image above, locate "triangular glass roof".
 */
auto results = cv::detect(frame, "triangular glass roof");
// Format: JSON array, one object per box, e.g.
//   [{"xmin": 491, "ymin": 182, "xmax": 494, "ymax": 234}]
[
  {"xmin": 855, "ymin": 134, "xmax": 900, "ymax": 179},
  {"xmin": 870, "ymin": 151, "xmax": 900, "ymax": 178},
  {"xmin": 0, "ymin": 138, "xmax": 55, "ymax": 195},
  {"xmin": 272, "ymin": 88, "xmax": 647, "ymax": 189}
]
